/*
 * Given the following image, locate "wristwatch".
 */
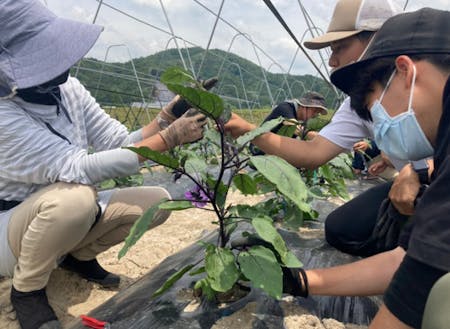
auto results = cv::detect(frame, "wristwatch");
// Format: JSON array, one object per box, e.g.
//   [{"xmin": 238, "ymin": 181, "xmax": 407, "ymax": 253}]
[{"xmin": 410, "ymin": 159, "xmax": 430, "ymax": 185}]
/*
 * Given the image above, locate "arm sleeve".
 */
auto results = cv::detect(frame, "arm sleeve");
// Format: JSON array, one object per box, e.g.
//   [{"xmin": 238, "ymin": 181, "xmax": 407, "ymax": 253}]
[
  {"xmin": 319, "ymin": 97, "xmax": 373, "ymax": 151},
  {"xmin": 68, "ymin": 77, "xmax": 143, "ymax": 150},
  {"xmin": 406, "ymin": 153, "xmax": 450, "ymax": 272},
  {"xmin": 0, "ymin": 102, "xmax": 140, "ymax": 186}
]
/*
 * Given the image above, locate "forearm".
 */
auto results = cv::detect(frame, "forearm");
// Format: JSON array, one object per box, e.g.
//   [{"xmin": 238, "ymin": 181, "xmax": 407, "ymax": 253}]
[
  {"xmin": 306, "ymin": 247, "xmax": 405, "ymax": 296},
  {"xmin": 252, "ymin": 134, "xmax": 344, "ymax": 169},
  {"xmin": 133, "ymin": 133, "xmax": 169, "ymax": 162},
  {"xmin": 141, "ymin": 120, "xmax": 162, "ymax": 139}
]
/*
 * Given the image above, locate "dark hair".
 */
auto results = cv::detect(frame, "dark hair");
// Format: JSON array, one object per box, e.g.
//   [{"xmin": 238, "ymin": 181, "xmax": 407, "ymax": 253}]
[
  {"xmin": 356, "ymin": 31, "xmax": 376, "ymax": 43},
  {"xmin": 349, "ymin": 54, "xmax": 450, "ymax": 121}
]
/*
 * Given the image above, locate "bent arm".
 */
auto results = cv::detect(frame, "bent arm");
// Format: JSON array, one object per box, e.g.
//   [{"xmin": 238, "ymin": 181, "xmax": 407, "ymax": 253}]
[
  {"xmin": 252, "ymin": 133, "xmax": 345, "ymax": 169},
  {"xmin": 306, "ymin": 247, "xmax": 405, "ymax": 296}
]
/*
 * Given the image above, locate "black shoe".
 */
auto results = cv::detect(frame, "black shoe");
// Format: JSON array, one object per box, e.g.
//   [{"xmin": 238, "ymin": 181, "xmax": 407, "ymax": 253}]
[
  {"xmin": 171, "ymin": 77, "xmax": 219, "ymax": 117},
  {"xmin": 60, "ymin": 254, "xmax": 120, "ymax": 288},
  {"xmin": 10, "ymin": 286, "xmax": 61, "ymax": 329}
]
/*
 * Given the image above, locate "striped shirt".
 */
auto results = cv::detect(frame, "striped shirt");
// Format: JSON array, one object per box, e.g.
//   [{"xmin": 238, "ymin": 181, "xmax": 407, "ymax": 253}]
[{"xmin": 0, "ymin": 76, "xmax": 141, "ymax": 201}]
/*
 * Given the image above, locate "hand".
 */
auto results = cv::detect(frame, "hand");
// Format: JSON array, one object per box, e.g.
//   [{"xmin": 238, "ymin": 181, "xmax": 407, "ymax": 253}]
[
  {"xmin": 224, "ymin": 113, "xmax": 256, "ymax": 138},
  {"xmin": 158, "ymin": 109, "xmax": 207, "ymax": 149},
  {"xmin": 230, "ymin": 235, "xmax": 308, "ymax": 297},
  {"xmin": 388, "ymin": 164, "xmax": 421, "ymax": 215},
  {"xmin": 368, "ymin": 158, "xmax": 389, "ymax": 176},
  {"xmin": 157, "ymin": 77, "xmax": 218, "ymax": 128},
  {"xmin": 353, "ymin": 141, "xmax": 369, "ymax": 152}
]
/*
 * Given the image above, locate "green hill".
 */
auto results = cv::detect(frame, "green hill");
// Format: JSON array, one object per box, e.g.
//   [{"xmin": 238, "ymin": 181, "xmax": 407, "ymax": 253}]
[{"xmin": 73, "ymin": 47, "xmax": 338, "ymax": 110}]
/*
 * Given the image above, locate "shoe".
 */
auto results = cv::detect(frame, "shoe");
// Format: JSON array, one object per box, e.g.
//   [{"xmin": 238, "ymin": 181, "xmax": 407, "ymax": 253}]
[
  {"xmin": 60, "ymin": 254, "xmax": 120, "ymax": 288},
  {"xmin": 10, "ymin": 286, "xmax": 61, "ymax": 329}
]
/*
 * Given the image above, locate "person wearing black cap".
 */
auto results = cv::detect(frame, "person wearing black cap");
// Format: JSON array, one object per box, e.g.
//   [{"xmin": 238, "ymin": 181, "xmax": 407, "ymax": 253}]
[
  {"xmin": 0, "ymin": 1, "xmax": 212, "ymax": 328},
  {"xmin": 250, "ymin": 91, "xmax": 328, "ymax": 155},
  {"xmin": 330, "ymin": 7, "xmax": 450, "ymax": 329}
]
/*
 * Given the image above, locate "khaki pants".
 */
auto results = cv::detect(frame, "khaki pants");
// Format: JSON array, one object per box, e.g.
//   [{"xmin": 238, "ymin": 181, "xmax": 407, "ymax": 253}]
[
  {"xmin": 422, "ymin": 272, "xmax": 450, "ymax": 329},
  {"xmin": 8, "ymin": 182, "xmax": 170, "ymax": 292}
]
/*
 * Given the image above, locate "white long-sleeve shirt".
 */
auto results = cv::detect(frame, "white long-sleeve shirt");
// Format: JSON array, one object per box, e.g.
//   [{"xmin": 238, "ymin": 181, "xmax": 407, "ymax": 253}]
[{"xmin": 0, "ymin": 76, "xmax": 142, "ymax": 201}]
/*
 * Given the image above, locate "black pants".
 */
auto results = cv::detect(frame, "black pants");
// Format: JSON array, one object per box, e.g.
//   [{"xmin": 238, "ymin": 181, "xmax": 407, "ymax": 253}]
[{"xmin": 324, "ymin": 181, "xmax": 394, "ymax": 257}]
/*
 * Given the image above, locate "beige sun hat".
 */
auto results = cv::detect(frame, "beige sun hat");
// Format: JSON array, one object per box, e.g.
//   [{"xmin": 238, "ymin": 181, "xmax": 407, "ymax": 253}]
[
  {"xmin": 304, "ymin": 0, "xmax": 402, "ymax": 50},
  {"xmin": 0, "ymin": 0, "xmax": 103, "ymax": 98}
]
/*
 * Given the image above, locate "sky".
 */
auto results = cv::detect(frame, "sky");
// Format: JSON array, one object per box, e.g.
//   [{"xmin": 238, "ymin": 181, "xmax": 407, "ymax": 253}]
[{"xmin": 44, "ymin": 0, "xmax": 450, "ymax": 80}]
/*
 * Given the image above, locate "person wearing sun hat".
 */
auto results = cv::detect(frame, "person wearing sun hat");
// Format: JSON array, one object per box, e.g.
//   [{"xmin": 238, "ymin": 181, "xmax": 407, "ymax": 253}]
[
  {"xmin": 249, "ymin": 91, "xmax": 327, "ymax": 155},
  {"xmin": 226, "ymin": 0, "xmax": 407, "ymax": 258},
  {"xmin": 0, "ymin": 1, "xmax": 211, "ymax": 328},
  {"xmin": 330, "ymin": 7, "xmax": 450, "ymax": 328}
]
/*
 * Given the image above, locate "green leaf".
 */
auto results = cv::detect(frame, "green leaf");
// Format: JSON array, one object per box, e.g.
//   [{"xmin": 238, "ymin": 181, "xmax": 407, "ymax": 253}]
[
  {"xmin": 160, "ymin": 67, "xmax": 196, "ymax": 86},
  {"xmin": 281, "ymin": 201, "xmax": 305, "ymax": 231},
  {"xmin": 277, "ymin": 124, "xmax": 297, "ymax": 137},
  {"xmin": 99, "ymin": 179, "xmax": 116, "ymax": 190},
  {"xmin": 252, "ymin": 216, "xmax": 288, "ymax": 262},
  {"xmin": 233, "ymin": 174, "xmax": 257, "ymax": 195},
  {"xmin": 152, "ymin": 264, "xmax": 195, "ymax": 298},
  {"xmin": 118, "ymin": 199, "xmax": 167, "ymax": 259},
  {"xmin": 189, "ymin": 266, "xmax": 206, "ymax": 276},
  {"xmin": 229, "ymin": 204, "xmax": 260, "ymax": 219},
  {"xmin": 204, "ymin": 128, "xmax": 221, "ymax": 147},
  {"xmin": 250, "ymin": 155, "xmax": 311, "ymax": 213},
  {"xmin": 194, "ymin": 278, "xmax": 216, "ymax": 301},
  {"xmin": 167, "ymin": 84, "xmax": 224, "ymax": 119},
  {"xmin": 184, "ymin": 156, "xmax": 207, "ymax": 180},
  {"xmin": 125, "ymin": 146, "xmax": 179, "ymax": 169},
  {"xmin": 238, "ymin": 245, "xmax": 283, "ymax": 299},
  {"xmin": 319, "ymin": 164, "xmax": 334, "ymax": 181},
  {"xmin": 283, "ymin": 251, "xmax": 303, "ymax": 268},
  {"xmin": 236, "ymin": 118, "xmax": 283, "ymax": 146},
  {"xmin": 205, "ymin": 247, "xmax": 240, "ymax": 292},
  {"xmin": 159, "ymin": 200, "xmax": 194, "ymax": 210}
]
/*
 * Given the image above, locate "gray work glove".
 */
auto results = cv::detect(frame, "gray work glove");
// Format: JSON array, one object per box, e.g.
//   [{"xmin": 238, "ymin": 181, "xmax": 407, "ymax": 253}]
[
  {"xmin": 157, "ymin": 77, "xmax": 218, "ymax": 129},
  {"xmin": 158, "ymin": 109, "xmax": 207, "ymax": 149}
]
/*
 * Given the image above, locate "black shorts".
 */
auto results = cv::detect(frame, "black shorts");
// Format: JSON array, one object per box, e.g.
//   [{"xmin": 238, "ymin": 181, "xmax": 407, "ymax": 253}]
[{"xmin": 384, "ymin": 254, "xmax": 446, "ymax": 328}]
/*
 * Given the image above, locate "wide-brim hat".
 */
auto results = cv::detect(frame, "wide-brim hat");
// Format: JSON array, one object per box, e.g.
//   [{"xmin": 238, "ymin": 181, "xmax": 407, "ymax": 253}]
[
  {"xmin": 330, "ymin": 8, "xmax": 450, "ymax": 95},
  {"xmin": 304, "ymin": 0, "xmax": 401, "ymax": 50},
  {"xmin": 0, "ymin": 0, "xmax": 103, "ymax": 97}
]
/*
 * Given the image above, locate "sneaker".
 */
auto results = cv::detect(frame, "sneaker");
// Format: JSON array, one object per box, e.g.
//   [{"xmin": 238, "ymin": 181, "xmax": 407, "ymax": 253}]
[
  {"xmin": 10, "ymin": 286, "xmax": 61, "ymax": 329},
  {"xmin": 60, "ymin": 254, "xmax": 120, "ymax": 288}
]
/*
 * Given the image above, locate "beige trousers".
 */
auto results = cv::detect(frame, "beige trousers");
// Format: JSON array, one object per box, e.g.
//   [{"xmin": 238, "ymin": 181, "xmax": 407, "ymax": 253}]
[{"xmin": 8, "ymin": 182, "xmax": 170, "ymax": 292}]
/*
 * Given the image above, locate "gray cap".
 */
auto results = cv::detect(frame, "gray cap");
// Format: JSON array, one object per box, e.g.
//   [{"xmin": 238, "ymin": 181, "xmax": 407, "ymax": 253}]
[
  {"xmin": 293, "ymin": 91, "xmax": 328, "ymax": 115},
  {"xmin": 0, "ymin": 0, "xmax": 103, "ymax": 97}
]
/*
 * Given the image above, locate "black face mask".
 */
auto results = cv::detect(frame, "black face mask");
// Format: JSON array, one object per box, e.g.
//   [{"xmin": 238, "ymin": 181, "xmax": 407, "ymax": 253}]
[{"xmin": 16, "ymin": 70, "xmax": 70, "ymax": 105}]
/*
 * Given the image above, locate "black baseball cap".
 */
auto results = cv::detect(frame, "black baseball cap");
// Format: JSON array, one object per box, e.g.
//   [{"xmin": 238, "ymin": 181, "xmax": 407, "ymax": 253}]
[{"xmin": 330, "ymin": 8, "xmax": 450, "ymax": 95}]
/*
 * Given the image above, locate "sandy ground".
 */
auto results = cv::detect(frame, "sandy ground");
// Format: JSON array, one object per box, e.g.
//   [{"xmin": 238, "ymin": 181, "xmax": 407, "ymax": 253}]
[{"xmin": 0, "ymin": 190, "xmax": 367, "ymax": 329}]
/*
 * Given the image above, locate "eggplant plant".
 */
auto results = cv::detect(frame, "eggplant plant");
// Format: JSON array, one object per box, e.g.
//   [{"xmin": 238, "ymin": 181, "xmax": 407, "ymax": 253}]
[{"xmin": 118, "ymin": 67, "xmax": 322, "ymax": 300}]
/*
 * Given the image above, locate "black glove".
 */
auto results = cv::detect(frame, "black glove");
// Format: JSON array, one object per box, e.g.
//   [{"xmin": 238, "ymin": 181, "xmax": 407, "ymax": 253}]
[
  {"xmin": 231, "ymin": 235, "xmax": 309, "ymax": 297},
  {"xmin": 172, "ymin": 77, "xmax": 219, "ymax": 117}
]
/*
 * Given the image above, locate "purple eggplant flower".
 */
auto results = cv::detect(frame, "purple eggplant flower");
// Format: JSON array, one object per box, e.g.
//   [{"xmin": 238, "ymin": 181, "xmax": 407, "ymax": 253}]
[{"xmin": 185, "ymin": 185, "xmax": 210, "ymax": 208}]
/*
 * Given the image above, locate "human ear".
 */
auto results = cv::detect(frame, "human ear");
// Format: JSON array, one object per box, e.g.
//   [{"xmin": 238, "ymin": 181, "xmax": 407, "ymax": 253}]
[{"xmin": 395, "ymin": 55, "xmax": 415, "ymax": 90}]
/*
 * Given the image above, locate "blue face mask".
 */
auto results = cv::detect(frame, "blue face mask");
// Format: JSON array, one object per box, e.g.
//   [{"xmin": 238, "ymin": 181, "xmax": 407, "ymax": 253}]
[{"xmin": 370, "ymin": 66, "xmax": 434, "ymax": 161}]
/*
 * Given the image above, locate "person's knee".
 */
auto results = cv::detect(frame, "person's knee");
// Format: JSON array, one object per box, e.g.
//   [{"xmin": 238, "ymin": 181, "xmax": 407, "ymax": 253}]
[
  {"xmin": 42, "ymin": 183, "xmax": 98, "ymax": 231},
  {"xmin": 324, "ymin": 209, "xmax": 346, "ymax": 248},
  {"xmin": 146, "ymin": 187, "xmax": 171, "ymax": 229}
]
